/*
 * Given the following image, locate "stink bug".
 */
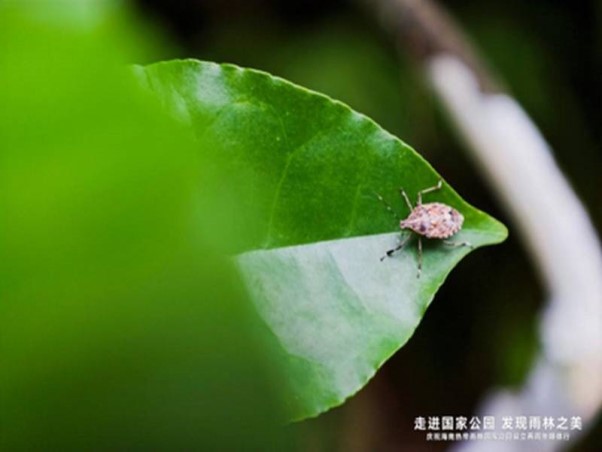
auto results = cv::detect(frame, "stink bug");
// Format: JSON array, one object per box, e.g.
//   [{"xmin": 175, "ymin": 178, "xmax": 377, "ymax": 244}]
[{"xmin": 376, "ymin": 180, "xmax": 472, "ymax": 278}]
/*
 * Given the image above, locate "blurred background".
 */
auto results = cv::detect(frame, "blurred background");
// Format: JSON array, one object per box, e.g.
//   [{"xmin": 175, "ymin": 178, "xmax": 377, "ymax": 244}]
[{"xmin": 130, "ymin": 0, "xmax": 601, "ymax": 450}]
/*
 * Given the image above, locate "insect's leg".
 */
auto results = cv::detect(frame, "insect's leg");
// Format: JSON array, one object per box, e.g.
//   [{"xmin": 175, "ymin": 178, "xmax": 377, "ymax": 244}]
[
  {"xmin": 443, "ymin": 240, "xmax": 474, "ymax": 249},
  {"xmin": 374, "ymin": 191, "xmax": 401, "ymax": 222},
  {"xmin": 380, "ymin": 234, "xmax": 411, "ymax": 261},
  {"xmin": 416, "ymin": 237, "xmax": 423, "ymax": 278},
  {"xmin": 417, "ymin": 179, "xmax": 443, "ymax": 205},
  {"xmin": 399, "ymin": 188, "xmax": 413, "ymax": 212}
]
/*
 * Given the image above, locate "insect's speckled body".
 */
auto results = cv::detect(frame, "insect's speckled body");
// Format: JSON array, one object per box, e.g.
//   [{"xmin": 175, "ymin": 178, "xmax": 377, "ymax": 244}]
[
  {"xmin": 400, "ymin": 202, "xmax": 464, "ymax": 239},
  {"xmin": 376, "ymin": 180, "xmax": 472, "ymax": 278}
]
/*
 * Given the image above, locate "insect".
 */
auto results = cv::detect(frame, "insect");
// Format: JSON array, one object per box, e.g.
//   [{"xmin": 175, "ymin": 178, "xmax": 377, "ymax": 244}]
[{"xmin": 376, "ymin": 180, "xmax": 472, "ymax": 278}]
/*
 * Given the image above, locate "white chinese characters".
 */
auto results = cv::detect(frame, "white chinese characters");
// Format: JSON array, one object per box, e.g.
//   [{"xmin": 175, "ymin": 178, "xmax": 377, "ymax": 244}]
[{"xmin": 415, "ymin": 415, "xmax": 582, "ymax": 443}]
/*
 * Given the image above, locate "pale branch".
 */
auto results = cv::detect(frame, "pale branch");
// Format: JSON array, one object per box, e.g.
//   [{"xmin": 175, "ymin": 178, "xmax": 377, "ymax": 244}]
[{"xmin": 360, "ymin": 0, "xmax": 602, "ymax": 449}]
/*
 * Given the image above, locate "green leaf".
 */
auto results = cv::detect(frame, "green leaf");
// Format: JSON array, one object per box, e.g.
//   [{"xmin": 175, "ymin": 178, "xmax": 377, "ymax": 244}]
[
  {"xmin": 0, "ymin": 5, "xmax": 291, "ymax": 450},
  {"xmin": 140, "ymin": 59, "xmax": 507, "ymax": 420}
]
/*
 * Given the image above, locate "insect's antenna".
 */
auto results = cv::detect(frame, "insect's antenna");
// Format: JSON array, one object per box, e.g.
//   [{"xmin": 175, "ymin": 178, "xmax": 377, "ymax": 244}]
[
  {"xmin": 374, "ymin": 191, "xmax": 401, "ymax": 222},
  {"xmin": 399, "ymin": 188, "xmax": 413, "ymax": 212},
  {"xmin": 380, "ymin": 233, "xmax": 411, "ymax": 261}
]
